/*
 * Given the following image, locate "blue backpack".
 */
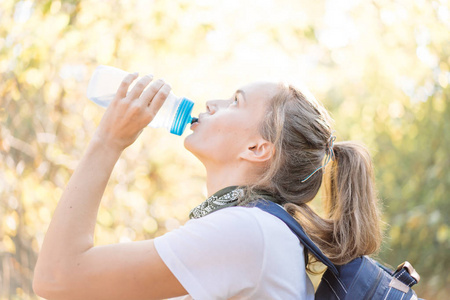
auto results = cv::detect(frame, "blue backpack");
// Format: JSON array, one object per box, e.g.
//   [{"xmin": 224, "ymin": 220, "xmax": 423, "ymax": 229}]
[{"xmin": 253, "ymin": 201, "xmax": 422, "ymax": 300}]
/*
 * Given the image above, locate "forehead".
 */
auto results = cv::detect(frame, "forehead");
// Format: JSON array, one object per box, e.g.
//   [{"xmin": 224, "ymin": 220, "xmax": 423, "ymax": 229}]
[{"xmin": 239, "ymin": 82, "xmax": 279, "ymax": 102}]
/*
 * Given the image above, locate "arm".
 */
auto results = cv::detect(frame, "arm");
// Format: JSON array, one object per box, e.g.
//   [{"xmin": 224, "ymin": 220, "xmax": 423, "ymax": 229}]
[{"xmin": 33, "ymin": 73, "xmax": 187, "ymax": 300}]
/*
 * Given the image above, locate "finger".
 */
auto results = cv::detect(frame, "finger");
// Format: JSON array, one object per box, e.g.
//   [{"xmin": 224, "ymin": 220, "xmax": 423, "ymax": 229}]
[
  {"xmin": 127, "ymin": 74, "xmax": 154, "ymax": 101},
  {"xmin": 138, "ymin": 79, "xmax": 165, "ymax": 106},
  {"xmin": 115, "ymin": 72, "xmax": 138, "ymax": 100},
  {"xmin": 146, "ymin": 83, "xmax": 171, "ymax": 116}
]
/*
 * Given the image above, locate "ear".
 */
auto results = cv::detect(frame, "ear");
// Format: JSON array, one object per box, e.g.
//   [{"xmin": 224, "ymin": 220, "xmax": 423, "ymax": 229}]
[{"xmin": 239, "ymin": 139, "xmax": 274, "ymax": 163}]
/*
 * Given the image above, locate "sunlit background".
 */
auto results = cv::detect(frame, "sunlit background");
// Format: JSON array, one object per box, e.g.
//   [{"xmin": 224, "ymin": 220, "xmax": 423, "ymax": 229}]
[{"xmin": 1, "ymin": 0, "xmax": 449, "ymax": 299}]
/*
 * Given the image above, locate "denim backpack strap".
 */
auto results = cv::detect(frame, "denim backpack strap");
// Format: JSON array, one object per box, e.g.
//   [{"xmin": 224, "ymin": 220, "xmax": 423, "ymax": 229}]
[
  {"xmin": 380, "ymin": 262, "xmax": 421, "ymax": 299},
  {"xmin": 252, "ymin": 200, "xmax": 339, "ymax": 276},
  {"xmin": 393, "ymin": 262, "xmax": 420, "ymax": 288}
]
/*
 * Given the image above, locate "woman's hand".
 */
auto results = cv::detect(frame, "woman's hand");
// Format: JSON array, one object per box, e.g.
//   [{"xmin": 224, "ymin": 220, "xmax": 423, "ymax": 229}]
[{"xmin": 93, "ymin": 73, "xmax": 171, "ymax": 152}]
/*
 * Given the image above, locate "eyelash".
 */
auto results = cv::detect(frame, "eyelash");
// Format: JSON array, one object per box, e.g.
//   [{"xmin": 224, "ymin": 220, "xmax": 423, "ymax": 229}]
[{"xmin": 232, "ymin": 95, "xmax": 238, "ymax": 105}]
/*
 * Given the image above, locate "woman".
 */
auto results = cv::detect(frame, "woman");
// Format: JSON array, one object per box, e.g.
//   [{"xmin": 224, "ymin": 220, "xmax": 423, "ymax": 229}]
[{"xmin": 33, "ymin": 73, "xmax": 382, "ymax": 299}]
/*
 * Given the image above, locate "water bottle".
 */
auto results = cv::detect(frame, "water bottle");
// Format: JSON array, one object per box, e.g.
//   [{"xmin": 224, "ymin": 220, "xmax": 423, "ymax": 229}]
[{"xmin": 86, "ymin": 65, "xmax": 196, "ymax": 136}]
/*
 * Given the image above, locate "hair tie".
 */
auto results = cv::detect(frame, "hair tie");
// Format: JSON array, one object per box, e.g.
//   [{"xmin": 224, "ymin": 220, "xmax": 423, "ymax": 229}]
[{"xmin": 301, "ymin": 132, "xmax": 336, "ymax": 183}]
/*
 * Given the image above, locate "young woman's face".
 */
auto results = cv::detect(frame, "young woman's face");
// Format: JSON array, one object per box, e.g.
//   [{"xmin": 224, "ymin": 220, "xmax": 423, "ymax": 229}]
[{"xmin": 184, "ymin": 82, "xmax": 278, "ymax": 166}]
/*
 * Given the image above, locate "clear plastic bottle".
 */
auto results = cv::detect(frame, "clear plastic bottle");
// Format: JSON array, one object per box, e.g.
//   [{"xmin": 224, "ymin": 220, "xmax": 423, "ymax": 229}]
[{"xmin": 86, "ymin": 65, "xmax": 196, "ymax": 136}]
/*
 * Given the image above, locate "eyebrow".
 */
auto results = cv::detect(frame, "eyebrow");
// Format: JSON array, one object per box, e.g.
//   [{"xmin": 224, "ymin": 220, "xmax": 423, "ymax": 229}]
[{"xmin": 236, "ymin": 90, "xmax": 246, "ymax": 101}]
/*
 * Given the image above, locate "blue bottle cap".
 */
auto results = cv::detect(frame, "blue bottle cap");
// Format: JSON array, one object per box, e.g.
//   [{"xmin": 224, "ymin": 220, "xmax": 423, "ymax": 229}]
[{"xmin": 170, "ymin": 97, "xmax": 194, "ymax": 136}]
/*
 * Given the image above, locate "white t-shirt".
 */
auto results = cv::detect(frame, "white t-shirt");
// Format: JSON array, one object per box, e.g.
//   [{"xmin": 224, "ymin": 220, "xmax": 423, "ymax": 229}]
[{"xmin": 154, "ymin": 206, "xmax": 315, "ymax": 300}]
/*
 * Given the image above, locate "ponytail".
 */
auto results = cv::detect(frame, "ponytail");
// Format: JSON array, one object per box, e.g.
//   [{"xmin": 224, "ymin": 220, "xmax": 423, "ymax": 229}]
[
  {"xmin": 321, "ymin": 141, "xmax": 382, "ymax": 264},
  {"xmin": 279, "ymin": 141, "xmax": 382, "ymax": 266}
]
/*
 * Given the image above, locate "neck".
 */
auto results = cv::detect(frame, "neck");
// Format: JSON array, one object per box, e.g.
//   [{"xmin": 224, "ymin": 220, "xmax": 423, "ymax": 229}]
[{"xmin": 205, "ymin": 162, "xmax": 254, "ymax": 197}]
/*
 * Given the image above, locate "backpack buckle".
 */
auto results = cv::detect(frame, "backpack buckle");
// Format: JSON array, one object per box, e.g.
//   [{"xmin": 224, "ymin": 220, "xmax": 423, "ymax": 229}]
[{"xmin": 396, "ymin": 261, "xmax": 420, "ymax": 283}]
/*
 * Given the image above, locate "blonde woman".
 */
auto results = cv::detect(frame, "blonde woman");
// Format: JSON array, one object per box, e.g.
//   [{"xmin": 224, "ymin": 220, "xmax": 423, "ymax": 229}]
[{"xmin": 33, "ymin": 73, "xmax": 381, "ymax": 299}]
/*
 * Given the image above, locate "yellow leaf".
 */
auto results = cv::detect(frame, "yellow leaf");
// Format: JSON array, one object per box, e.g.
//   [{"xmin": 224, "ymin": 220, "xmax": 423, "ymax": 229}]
[{"xmin": 2, "ymin": 235, "xmax": 16, "ymax": 254}]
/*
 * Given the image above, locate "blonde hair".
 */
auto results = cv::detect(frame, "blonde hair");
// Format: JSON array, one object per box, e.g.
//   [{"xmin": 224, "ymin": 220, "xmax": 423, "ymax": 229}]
[{"xmin": 242, "ymin": 83, "xmax": 382, "ymax": 266}]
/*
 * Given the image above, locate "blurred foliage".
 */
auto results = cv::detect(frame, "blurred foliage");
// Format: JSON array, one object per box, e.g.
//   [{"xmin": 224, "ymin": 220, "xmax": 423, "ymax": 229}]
[{"xmin": 0, "ymin": 0, "xmax": 449, "ymax": 299}]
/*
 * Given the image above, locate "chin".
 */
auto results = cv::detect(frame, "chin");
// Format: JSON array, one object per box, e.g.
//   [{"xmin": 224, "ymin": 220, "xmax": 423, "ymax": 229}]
[
  {"xmin": 184, "ymin": 134, "xmax": 210, "ymax": 165},
  {"xmin": 184, "ymin": 133, "xmax": 197, "ymax": 154}
]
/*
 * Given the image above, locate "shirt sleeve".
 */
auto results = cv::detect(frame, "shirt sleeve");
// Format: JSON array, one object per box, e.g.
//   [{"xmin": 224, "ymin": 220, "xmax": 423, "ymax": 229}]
[{"xmin": 154, "ymin": 207, "xmax": 265, "ymax": 300}]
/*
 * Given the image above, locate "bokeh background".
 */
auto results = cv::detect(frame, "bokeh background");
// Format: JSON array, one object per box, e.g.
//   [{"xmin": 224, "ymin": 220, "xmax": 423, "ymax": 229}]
[{"xmin": 1, "ymin": 0, "xmax": 449, "ymax": 299}]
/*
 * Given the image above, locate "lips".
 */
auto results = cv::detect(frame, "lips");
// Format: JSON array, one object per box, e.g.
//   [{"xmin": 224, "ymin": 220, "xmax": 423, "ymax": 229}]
[{"xmin": 190, "ymin": 116, "xmax": 200, "ymax": 130}]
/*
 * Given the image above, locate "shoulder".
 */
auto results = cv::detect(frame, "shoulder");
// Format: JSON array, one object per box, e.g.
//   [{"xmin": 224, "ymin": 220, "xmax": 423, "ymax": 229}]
[
  {"xmin": 155, "ymin": 206, "xmax": 300, "ymax": 265},
  {"xmin": 208, "ymin": 206, "xmax": 299, "ymax": 241},
  {"xmin": 183, "ymin": 206, "xmax": 290, "ymax": 241},
  {"xmin": 154, "ymin": 206, "xmax": 313, "ymax": 299},
  {"xmin": 156, "ymin": 207, "xmax": 278, "ymax": 249},
  {"xmin": 154, "ymin": 206, "xmax": 269, "ymax": 253},
  {"xmin": 153, "ymin": 207, "xmax": 285, "ymax": 299}
]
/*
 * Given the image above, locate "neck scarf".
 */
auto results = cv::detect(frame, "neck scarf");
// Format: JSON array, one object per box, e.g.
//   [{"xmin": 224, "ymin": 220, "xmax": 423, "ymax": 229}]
[
  {"xmin": 189, "ymin": 186, "xmax": 279, "ymax": 219},
  {"xmin": 189, "ymin": 186, "xmax": 244, "ymax": 219}
]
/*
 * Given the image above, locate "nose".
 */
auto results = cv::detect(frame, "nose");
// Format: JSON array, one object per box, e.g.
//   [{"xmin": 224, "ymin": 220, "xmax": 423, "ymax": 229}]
[
  {"xmin": 206, "ymin": 100, "xmax": 216, "ymax": 114},
  {"xmin": 206, "ymin": 99, "xmax": 225, "ymax": 114}
]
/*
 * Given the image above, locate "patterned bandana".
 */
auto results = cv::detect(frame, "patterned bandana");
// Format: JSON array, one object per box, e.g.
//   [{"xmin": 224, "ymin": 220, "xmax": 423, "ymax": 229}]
[{"xmin": 189, "ymin": 186, "xmax": 245, "ymax": 219}]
